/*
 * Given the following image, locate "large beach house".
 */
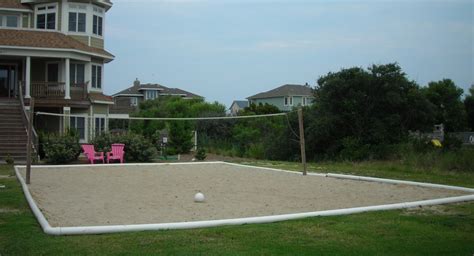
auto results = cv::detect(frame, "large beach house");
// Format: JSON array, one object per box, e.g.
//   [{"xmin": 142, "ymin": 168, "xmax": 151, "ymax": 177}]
[
  {"xmin": 0, "ymin": 0, "xmax": 115, "ymax": 161},
  {"xmin": 247, "ymin": 84, "xmax": 314, "ymax": 112}
]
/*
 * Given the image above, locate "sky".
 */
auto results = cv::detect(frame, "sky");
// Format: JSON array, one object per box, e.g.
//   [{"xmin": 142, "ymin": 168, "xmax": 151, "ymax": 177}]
[{"xmin": 104, "ymin": 0, "xmax": 474, "ymax": 107}]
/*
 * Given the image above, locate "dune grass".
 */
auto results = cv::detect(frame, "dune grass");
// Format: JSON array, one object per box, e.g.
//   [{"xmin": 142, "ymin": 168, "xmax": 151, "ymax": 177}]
[{"xmin": 1, "ymin": 163, "xmax": 473, "ymax": 255}]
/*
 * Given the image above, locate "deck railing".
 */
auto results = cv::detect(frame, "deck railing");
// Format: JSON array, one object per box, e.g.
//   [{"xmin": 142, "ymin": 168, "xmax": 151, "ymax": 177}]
[
  {"xmin": 30, "ymin": 81, "xmax": 88, "ymax": 100},
  {"xmin": 18, "ymin": 81, "xmax": 39, "ymax": 160}
]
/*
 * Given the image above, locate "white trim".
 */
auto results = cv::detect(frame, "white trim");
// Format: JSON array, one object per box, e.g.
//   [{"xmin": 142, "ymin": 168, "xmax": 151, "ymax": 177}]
[
  {"xmin": 138, "ymin": 88, "xmax": 163, "ymax": 91},
  {"xmin": 160, "ymin": 93, "xmax": 187, "ymax": 97},
  {"xmin": 112, "ymin": 93, "xmax": 143, "ymax": 97},
  {"xmin": 0, "ymin": 8, "xmax": 33, "ymax": 13},
  {"xmin": 91, "ymin": 100, "xmax": 114, "ymax": 105},
  {"xmin": 0, "ymin": 45, "xmax": 114, "ymax": 61},
  {"xmin": 109, "ymin": 113, "xmax": 129, "ymax": 119},
  {"xmin": 14, "ymin": 162, "xmax": 474, "ymax": 235}
]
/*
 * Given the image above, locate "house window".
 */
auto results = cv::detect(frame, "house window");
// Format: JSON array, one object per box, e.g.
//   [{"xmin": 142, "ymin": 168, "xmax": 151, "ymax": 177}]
[
  {"xmin": 284, "ymin": 96, "xmax": 293, "ymax": 106},
  {"xmin": 68, "ymin": 12, "xmax": 86, "ymax": 32},
  {"xmin": 92, "ymin": 6, "xmax": 104, "ymax": 36},
  {"xmin": 95, "ymin": 117, "xmax": 106, "ymax": 136},
  {"xmin": 93, "ymin": 15, "xmax": 103, "ymax": 36},
  {"xmin": 70, "ymin": 63, "xmax": 85, "ymax": 84},
  {"xmin": 0, "ymin": 15, "xmax": 20, "ymax": 28},
  {"xmin": 70, "ymin": 116, "xmax": 85, "ymax": 140},
  {"xmin": 302, "ymin": 97, "xmax": 307, "ymax": 106},
  {"xmin": 145, "ymin": 90, "xmax": 157, "ymax": 100},
  {"xmin": 91, "ymin": 65, "xmax": 102, "ymax": 89},
  {"xmin": 36, "ymin": 4, "xmax": 57, "ymax": 30},
  {"xmin": 130, "ymin": 97, "xmax": 138, "ymax": 106}
]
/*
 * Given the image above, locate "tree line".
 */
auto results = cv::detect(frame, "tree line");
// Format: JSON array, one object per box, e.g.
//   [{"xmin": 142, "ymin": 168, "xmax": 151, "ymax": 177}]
[{"xmin": 127, "ymin": 63, "xmax": 473, "ymax": 162}]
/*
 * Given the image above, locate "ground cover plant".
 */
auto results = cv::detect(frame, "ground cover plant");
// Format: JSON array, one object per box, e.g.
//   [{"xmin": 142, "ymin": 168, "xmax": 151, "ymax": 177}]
[{"xmin": 1, "ymin": 161, "xmax": 473, "ymax": 255}]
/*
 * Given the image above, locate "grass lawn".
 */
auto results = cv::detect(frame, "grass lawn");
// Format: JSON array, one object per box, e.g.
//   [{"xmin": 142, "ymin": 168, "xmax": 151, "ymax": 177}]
[{"xmin": 1, "ymin": 162, "xmax": 473, "ymax": 255}]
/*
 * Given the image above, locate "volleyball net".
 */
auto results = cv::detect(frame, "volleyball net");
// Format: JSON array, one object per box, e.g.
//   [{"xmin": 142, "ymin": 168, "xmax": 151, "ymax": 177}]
[{"xmin": 34, "ymin": 109, "xmax": 306, "ymax": 169}]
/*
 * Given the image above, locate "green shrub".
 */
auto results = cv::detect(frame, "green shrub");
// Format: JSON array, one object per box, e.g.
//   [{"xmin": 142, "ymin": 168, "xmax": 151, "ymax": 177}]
[
  {"xmin": 42, "ymin": 132, "xmax": 81, "ymax": 164},
  {"xmin": 443, "ymin": 134, "xmax": 463, "ymax": 152},
  {"xmin": 92, "ymin": 133, "xmax": 157, "ymax": 162},
  {"xmin": 194, "ymin": 148, "xmax": 207, "ymax": 161},
  {"xmin": 5, "ymin": 154, "xmax": 14, "ymax": 165},
  {"xmin": 246, "ymin": 143, "xmax": 265, "ymax": 159}
]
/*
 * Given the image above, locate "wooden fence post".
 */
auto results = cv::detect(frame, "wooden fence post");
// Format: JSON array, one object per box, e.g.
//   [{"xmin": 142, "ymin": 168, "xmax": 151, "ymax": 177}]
[{"xmin": 298, "ymin": 108, "xmax": 307, "ymax": 176}]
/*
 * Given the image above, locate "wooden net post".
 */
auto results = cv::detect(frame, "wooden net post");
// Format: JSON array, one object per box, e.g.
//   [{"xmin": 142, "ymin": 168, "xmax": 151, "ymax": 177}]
[
  {"xmin": 26, "ymin": 98, "xmax": 34, "ymax": 184},
  {"xmin": 298, "ymin": 108, "xmax": 307, "ymax": 176}
]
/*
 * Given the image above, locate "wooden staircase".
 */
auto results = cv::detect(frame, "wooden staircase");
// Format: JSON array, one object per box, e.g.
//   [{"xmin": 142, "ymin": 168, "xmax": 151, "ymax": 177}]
[{"xmin": 0, "ymin": 98, "xmax": 28, "ymax": 164}]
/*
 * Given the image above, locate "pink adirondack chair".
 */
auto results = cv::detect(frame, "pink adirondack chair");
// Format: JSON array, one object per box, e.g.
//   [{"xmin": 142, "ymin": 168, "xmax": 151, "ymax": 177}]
[
  {"xmin": 107, "ymin": 143, "xmax": 125, "ymax": 163},
  {"xmin": 81, "ymin": 144, "xmax": 105, "ymax": 164}
]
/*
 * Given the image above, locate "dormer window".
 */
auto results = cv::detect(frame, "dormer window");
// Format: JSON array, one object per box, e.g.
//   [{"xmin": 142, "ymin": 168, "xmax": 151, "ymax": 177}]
[
  {"xmin": 36, "ymin": 4, "xmax": 57, "ymax": 30},
  {"xmin": 130, "ymin": 97, "xmax": 138, "ymax": 106},
  {"xmin": 145, "ymin": 90, "xmax": 157, "ymax": 100}
]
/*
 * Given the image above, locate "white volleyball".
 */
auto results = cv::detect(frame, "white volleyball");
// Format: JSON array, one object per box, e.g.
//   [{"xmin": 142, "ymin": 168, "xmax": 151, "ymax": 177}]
[{"xmin": 194, "ymin": 192, "xmax": 205, "ymax": 202}]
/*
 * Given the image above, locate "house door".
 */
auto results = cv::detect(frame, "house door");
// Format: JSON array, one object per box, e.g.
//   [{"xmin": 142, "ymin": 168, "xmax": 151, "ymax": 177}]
[
  {"xmin": 0, "ymin": 65, "xmax": 17, "ymax": 98},
  {"xmin": 46, "ymin": 63, "xmax": 59, "ymax": 83}
]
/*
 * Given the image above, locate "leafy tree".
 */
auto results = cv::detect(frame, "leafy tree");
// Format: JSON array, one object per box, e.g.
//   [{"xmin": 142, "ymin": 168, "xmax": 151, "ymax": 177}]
[
  {"xmin": 422, "ymin": 79, "xmax": 467, "ymax": 132},
  {"xmin": 132, "ymin": 96, "xmax": 226, "ymax": 154},
  {"xmin": 465, "ymin": 85, "xmax": 474, "ymax": 131},
  {"xmin": 242, "ymin": 103, "xmax": 281, "ymax": 115},
  {"xmin": 306, "ymin": 63, "xmax": 435, "ymax": 160}
]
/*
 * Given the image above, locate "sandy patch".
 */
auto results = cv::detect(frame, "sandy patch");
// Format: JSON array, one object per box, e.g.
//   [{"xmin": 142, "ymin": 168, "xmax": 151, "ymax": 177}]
[{"xmin": 18, "ymin": 163, "xmax": 468, "ymax": 227}]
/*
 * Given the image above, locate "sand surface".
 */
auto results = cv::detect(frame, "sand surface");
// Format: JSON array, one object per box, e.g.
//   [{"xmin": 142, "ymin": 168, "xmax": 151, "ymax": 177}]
[{"xmin": 19, "ymin": 163, "xmax": 468, "ymax": 227}]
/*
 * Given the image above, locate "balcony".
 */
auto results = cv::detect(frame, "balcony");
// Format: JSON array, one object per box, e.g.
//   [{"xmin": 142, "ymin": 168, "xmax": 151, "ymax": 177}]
[
  {"xmin": 30, "ymin": 82, "xmax": 88, "ymax": 100},
  {"xmin": 21, "ymin": 81, "xmax": 91, "ymax": 108}
]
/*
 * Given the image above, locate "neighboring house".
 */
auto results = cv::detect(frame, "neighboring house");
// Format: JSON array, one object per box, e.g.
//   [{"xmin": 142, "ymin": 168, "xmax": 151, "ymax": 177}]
[
  {"xmin": 229, "ymin": 100, "xmax": 249, "ymax": 116},
  {"xmin": 247, "ymin": 84, "xmax": 314, "ymax": 112},
  {"xmin": 0, "ymin": 0, "xmax": 115, "ymax": 143},
  {"xmin": 110, "ymin": 79, "xmax": 203, "ymax": 117}
]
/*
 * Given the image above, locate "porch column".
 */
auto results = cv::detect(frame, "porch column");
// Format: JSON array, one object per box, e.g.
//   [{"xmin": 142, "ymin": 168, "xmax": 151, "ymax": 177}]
[
  {"xmin": 65, "ymin": 58, "xmax": 71, "ymax": 99},
  {"xmin": 63, "ymin": 107, "xmax": 71, "ymax": 132},
  {"xmin": 25, "ymin": 56, "xmax": 31, "ymax": 99}
]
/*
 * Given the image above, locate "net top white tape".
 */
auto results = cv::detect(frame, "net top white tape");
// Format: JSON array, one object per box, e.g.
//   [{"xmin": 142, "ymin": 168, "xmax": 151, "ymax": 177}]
[{"xmin": 35, "ymin": 111, "xmax": 288, "ymax": 121}]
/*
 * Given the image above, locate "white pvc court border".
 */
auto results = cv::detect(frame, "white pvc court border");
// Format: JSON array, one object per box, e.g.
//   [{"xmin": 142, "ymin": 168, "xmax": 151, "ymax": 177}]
[{"xmin": 14, "ymin": 161, "xmax": 474, "ymax": 236}]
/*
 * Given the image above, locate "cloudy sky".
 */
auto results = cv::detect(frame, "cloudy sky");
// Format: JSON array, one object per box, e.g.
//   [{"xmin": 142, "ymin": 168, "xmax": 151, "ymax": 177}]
[{"xmin": 105, "ymin": 0, "xmax": 473, "ymax": 107}]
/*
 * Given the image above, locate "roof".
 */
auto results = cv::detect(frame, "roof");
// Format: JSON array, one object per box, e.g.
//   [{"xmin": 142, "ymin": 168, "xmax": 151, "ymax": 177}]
[
  {"xmin": 230, "ymin": 100, "xmax": 249, "ymax": 109},
  {"xmin": 89, "ymin": 92, "xmax": 114, "ymax": 103},
  {"xmin": 0, "ymin": 0, "xmax": 31, "ymax": 10},
  {"xmin": 0, "ymin": 29, "xmax": 114, "ymax": 60},
  {"xmin": 247, "ymin": 84, "xmax": 314, "ymax": 100},
  {"xmin": 113, "ymin": 82, "xmax": 203, "ymax": 99}
]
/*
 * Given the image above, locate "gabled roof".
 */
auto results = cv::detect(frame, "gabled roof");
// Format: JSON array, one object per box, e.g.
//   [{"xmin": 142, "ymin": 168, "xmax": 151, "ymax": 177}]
[
  {"xmin": 230, "ymin": 100, "xmax": 249, "ymax": 109},
  {"xmin": 113, "ymin": 82, "xmax": 203, "ymax": 99},
  {"xmin": 247, "ymin": 84, "xmax": 314, "ymax": 100},
  {"xmin": 0, "ymin": 29, "xmax": 114, "ymax": 60},
  {"xmin": 0, "ymin": 0, "xmax": 31, "ymax": 10}
]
